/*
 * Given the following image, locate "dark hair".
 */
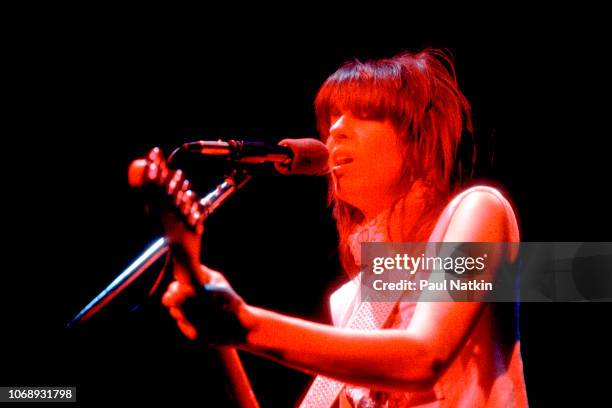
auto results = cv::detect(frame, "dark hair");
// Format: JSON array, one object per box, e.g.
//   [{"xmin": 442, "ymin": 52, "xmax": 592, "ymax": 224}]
[{"xmin": 315, "ymin": 49, "xmax": 475, "ymax": 275}]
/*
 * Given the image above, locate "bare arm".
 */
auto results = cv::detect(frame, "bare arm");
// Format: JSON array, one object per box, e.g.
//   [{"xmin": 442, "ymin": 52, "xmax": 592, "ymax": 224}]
[
  {"xmin": 238, "ymin": 306, "xmax": 438, "ymax": 391},
  {"xmin": 161, "ymin": 189, "xmax": 513, "ymax": 391},
  {"xmin": 222, "ymin": 190, "xmax": 513, "ymax": 391}
]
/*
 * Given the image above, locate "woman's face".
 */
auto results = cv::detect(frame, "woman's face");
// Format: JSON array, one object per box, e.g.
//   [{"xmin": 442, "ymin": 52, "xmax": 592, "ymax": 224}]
[{"xmin": 326, "ymin": 111, "xmax": 406, "ymax": 219}]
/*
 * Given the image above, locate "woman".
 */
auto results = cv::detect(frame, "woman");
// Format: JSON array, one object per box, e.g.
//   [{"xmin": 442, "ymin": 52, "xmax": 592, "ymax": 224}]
[{"xmin": 155, "ymin": 49, "xmax": 528, "ymax": 407}]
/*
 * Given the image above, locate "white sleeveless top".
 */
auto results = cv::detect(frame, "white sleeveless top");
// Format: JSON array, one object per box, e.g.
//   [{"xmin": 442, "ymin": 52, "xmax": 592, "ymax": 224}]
[{"xmin": 329, "ymin": 186, "xmax": 528, "ymax": 407}]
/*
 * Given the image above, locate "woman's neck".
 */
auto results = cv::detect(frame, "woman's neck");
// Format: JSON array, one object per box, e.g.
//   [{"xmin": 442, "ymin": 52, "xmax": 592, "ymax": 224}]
[
  {"xmin": 359, "ymin": 196, "xmax": 396, "ymax": 225},
  {"xmin": 358, "ymin": 180, "xmax": 426, "ymax": 225}
]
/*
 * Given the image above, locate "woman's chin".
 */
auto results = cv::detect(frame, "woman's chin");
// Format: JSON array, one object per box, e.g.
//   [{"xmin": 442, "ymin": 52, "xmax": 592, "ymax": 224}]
[{"xmin": 335, "ymin": 185, "xmax": 376, "ymax": 208}]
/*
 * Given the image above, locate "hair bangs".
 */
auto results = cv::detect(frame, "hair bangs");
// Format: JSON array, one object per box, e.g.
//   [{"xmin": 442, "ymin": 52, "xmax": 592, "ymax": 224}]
[{"xmin": 315, "ymin": 61, "xmax": 407, "ymax": 139}]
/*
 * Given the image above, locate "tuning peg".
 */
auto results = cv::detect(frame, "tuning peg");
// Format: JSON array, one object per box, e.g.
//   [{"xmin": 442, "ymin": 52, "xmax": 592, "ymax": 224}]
[
  {"xmin": 174, "ymin": 179, "xmax": 191, "ymax": 207},
  {"xmin": 167, "ymin": 170, "xmax": 184, "ymax": 196},
  {"xmin": 187, "ymin": 201, "xmax": 204, "ymax": 229},
  {"xmin": 179, "ymin": 189, "xmax": 195, "ymax": 216}
]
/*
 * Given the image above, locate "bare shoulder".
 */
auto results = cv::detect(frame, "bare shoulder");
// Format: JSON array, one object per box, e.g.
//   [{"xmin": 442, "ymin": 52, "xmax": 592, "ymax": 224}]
[
  {"xmin": 443, "ymin": 186, "xmax": 515, "ymax": 242},
  {"xmin": 455, "ymin": 186, "xmax": 510, "ymax": 219}
]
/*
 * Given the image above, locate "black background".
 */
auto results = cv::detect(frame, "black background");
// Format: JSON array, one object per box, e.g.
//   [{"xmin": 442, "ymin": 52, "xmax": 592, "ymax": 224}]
[{"xmin": 3, "ymin": 12, "xmax": 611, "ymax": 407}]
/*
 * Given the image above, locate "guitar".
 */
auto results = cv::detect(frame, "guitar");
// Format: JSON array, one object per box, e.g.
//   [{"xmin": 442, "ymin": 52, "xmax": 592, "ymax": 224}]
[{"xmin": 128, "ymin": 147, "xmax": 259, "ymax": 408}]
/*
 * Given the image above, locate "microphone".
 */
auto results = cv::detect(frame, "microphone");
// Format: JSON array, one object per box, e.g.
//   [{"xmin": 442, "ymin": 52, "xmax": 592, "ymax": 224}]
[
  {"xmin": 182, "ymin": 138, "xmax": 329, "ymax": 176},
  {"xmin": 69, "ymin": 139, "xmax": 328, "ymax": 328}
]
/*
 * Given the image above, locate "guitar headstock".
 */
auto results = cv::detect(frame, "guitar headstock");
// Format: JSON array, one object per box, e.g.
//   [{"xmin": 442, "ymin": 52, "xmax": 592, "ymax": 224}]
[
  {"xmin": 128, "ymin": 147, "xmax": 214, "ymax": 286},
  {"xmin": 128, "ymin": 147, "xmax": 205, "ymax": 234},
  {"xmin": 128, "ymin": 147, "xmax": 252, "ymax": 287}
]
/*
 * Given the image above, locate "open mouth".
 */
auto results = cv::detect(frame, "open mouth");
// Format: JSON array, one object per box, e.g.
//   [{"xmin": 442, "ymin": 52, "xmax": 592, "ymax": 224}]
[{"xmin": 332, "ymin": 157, "xmax": 353, "ymax": 170}]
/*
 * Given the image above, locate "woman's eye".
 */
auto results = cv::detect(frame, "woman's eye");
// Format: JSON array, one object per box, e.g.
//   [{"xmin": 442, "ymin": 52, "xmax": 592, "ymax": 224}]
[
  {"xmin": 355, "ymin": 111, "xmax": 376, "ymax": 121},
  {"xmin": 329, "ymin": 109, "xmax": 341, "ymax": 124}
]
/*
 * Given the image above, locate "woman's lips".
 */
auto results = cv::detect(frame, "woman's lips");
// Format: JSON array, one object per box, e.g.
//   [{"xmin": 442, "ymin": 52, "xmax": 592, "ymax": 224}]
[{"xmin": 332, "ymin": 157, "xmax": 354, "ymax": 174}]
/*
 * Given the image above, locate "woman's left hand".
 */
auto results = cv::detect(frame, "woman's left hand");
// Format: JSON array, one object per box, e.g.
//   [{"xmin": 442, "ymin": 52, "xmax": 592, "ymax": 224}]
[
  {"xmin": 162, "ymin": 267, "xmax": 241, "ymax": 342},
  {"xmin": 129, "ymin": 147, "xmax": 247, "ymax": 343}
]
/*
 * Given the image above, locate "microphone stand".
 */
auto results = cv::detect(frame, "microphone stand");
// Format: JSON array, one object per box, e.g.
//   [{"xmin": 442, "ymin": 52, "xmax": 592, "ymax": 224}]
[
  {"xmin": 69, "ymin": 168, "xmax": 252, "ymax": 326},
  {"xmin": 67, "ymin": 138, "xmax": 328, "ymax": 407},
  {"xmin": 70, "ymin": 167, "xmax": 260, "ymax": 407}
]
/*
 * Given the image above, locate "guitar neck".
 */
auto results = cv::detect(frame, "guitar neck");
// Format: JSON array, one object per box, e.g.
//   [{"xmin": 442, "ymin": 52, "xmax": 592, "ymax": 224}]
[
  {"xmin": 218, "ymin": 347, "xmax": 260, "ymax": 408},
  {"xmin": 130, "ymin": 153, "xmax": 259, "ymax": 407}
]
